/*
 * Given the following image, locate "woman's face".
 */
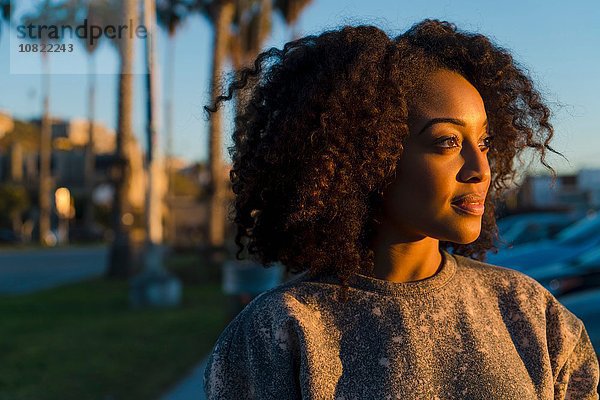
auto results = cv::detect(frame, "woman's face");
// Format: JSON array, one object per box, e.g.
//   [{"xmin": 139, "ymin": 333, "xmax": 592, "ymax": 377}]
[{"xmin": 380, "ymin": 69, "xmax": 492, "ymax": 244}]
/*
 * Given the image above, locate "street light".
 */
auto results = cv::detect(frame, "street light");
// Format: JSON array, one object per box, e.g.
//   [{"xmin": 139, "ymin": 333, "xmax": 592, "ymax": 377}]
[{"xmin": 55, "ymin": 187, "xmax": 72, "ymax": 245}]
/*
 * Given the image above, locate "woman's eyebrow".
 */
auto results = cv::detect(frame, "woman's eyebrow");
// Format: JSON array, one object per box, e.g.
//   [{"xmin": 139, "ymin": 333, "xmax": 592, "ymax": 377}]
[{"xmin": 417, "ymin": 118, "xmax": 488, "ymax": 135}]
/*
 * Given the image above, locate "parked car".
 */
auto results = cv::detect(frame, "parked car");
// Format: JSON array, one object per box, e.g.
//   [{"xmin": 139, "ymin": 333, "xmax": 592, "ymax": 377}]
[
  {"xmin": 487, "ymin": 211, "xmax": 600, "ymax": 272},
  {"xmin": 496, "ymin": 212, "xmax": 579, "ymax": 248},
  {"xmin": 525, "ymin": 246, "xmax": 600, "ymax": 297}
]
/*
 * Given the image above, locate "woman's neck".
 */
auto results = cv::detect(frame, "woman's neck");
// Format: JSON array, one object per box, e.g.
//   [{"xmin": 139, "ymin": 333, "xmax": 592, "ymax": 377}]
[{"xmin": 370, "ymin": 225, "xmax": 443, "ymax": 283}]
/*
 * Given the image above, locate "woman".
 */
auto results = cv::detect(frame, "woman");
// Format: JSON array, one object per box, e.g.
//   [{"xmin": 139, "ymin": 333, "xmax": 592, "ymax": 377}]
[{"xmin": 203, "ymin": 20, "xmax": 600, "ymax": 399}]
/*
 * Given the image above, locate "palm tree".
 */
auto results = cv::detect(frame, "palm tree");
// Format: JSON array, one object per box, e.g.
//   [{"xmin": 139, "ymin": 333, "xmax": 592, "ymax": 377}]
[
  {"xmin": 0, "ymin": 0, "xmax": 10, "ymax": 38},
  {"xmin": 228, "ymin": 0, "xmax": 310, "ymax": 110},
  {"xmin": 79, "ymin": 0, "xmax": 112, "ymax": 238},
  {"xmin": 142, "ymin": 0, "xmax": 162, "ymax": 256},
  {"xmin": 127, "ymin": 0, "xmax": 182, "ymax": 308},
  {"xmin": 228, "ymin": 0, "xmax": 313, "ymax": 84},
  {"xmin": 22, "ymin": 0, "xmax": 76, "ymax": 245},
  {"xmin": 274, "ymin": 0, "xmax": 311, "ymax": 40},
  {"xmin": 194, "ymin": 0, "xmax": 312, "ymax": 250},
  {"xmin": 106, "ymin": 0, "xmax": 137, "ymax": 278},
  {"xmin": 195, "ymin": 0, "xmax": 236, "ymax": 251},
  {"xmin": 156, "ymin": 0, "xmax": 190, "ymax": 244},
  {"xmin": 229, "ymin": 0, "xmax": 271, "ymax": 73},
  {"xmin": 56, "ymin": 0, "xmax": 136, "ymax": 276},
  {"xmin": 192, "ymin": 0, "xmax": 263, "ymax": 253}
]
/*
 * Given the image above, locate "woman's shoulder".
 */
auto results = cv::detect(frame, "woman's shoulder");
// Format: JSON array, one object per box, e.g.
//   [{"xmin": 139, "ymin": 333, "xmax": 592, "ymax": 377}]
[
  {"xmin": 451, "ymin": 252, "xmax": 584, "ymax": 347},
  {"xmin": 452, "ymin": 253, "xmax": 590, "ymax": 372},
  {"xmin": 204, "ymin": 272, "xmax": 323, "ymax": 398},
  {"xmin": 219, "ymin": 270, "xmax": 331, "ymax": 337},
  {"xmin": 451, "ymin": 252, "xmax": 558, "ymax": 297}
]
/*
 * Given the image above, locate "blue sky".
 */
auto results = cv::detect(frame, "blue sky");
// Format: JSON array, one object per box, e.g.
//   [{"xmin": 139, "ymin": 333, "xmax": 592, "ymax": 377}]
[{"xmin": 1, "ymin": 0, "xmax": 599, "ymax": 176}]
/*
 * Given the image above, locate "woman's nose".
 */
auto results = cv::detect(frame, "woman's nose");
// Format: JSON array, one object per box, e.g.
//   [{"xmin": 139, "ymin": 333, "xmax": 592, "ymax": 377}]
[{"xmin": 458, "ymin": 143, "xmax": 491, "ymax": 183}]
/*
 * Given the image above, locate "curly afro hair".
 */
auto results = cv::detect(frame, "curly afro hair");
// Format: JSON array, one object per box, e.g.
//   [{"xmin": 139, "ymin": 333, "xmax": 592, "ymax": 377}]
[{"xmin": 207, "ymin": 19, "xmax": 564, "ymax": 302}]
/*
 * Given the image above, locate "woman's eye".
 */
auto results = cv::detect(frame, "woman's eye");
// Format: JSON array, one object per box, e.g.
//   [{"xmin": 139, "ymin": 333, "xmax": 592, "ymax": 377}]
[
  {"xmin": 435, "ymin": 135, "xmax": 460, "ymax": 148},
  {"xmin": 480, "ymin": 135, "xmax": 494, "ymax": 150},
  {"xmin": 435, "ymin": 135, "xmax": 495, "ymax": 151}
]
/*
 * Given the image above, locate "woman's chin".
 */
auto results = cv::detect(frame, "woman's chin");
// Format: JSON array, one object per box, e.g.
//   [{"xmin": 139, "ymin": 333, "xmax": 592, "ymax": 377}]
[{"xmin": 443, "ymin": 225, "xmax": 482, "ymax": 244}]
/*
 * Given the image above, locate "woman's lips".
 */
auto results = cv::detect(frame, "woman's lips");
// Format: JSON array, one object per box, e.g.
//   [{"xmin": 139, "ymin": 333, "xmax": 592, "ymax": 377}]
[{"xmin": 451, "ymin": 201, "xmax": 485, "ymax": 216}]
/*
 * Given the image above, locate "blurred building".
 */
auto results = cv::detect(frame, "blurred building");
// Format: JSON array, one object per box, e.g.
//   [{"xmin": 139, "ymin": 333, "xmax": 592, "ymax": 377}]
[
  {"xmin": 166, "ymin": 156, "xmax": 188, "ymax": 172},
  {"xmin": 0, "ymin": 110, "xmax": 14, "ymax": 139},
  {"xmin": 31, "ymin": 117, "xmax": 116, "ymax": 154},
  {"xmin": 166, "ymin": 195, "xmax": 208, "ymax": 249},
  {"xmin": 0, "ymin": 116, "xmax": 152, "ymax": 239},
  {"xmin": 26, "ymin": 116, "xmax": 148, "ymax": 211},
  {"xmin": 165, "ymin": 162, "xmax": 233, "ymax": 249},
  {"xmin": 1, "ymin": 114, "xmax": 234, "ymax": 247},
  {"xmin": 517, "ymin": 169, "xmax": 600, "ymax": 211},
  {"xmin": 61, "ymin": 118, "xmax": 117, "ymax": 154}
]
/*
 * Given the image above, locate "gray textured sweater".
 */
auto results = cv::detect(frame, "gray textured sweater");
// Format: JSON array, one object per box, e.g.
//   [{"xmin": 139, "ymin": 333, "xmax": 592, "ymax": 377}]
[{"xmin": 204, "ymin": 250, "xmax": 599, "ymax": 399}]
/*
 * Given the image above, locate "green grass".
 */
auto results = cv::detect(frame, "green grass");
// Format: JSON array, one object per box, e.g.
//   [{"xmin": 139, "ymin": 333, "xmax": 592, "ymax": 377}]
[{"xmin": 0, "ymin": 255, "xmax": 230, "ymax": 400}]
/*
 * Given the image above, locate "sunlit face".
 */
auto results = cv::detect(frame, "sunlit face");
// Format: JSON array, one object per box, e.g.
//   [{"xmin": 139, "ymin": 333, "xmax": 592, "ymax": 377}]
[{"xmin": 379, "ymin": 69, "xmax": 492, "ymax": 244}]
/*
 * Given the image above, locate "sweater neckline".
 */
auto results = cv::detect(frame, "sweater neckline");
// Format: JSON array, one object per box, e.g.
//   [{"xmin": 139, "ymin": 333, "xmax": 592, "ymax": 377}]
[{"xmin": 344, "ymin": 249, "xmax": 457, "ymax": 296}]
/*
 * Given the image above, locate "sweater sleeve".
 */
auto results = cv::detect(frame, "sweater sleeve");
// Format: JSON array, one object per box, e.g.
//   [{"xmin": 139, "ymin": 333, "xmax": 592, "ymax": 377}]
[
  {"xmin": 554, "ymin": 324, "xmax": 600, "ymax": 400},
  {"xmin": 203, "ymin": 295, "xmax": 302, "ymax": 399}
]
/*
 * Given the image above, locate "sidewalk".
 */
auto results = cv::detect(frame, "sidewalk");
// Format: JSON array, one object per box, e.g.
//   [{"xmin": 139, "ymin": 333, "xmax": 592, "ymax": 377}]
[{"xmin": 161, "ymin": 356, "xmax": 208, "ymax": 400}]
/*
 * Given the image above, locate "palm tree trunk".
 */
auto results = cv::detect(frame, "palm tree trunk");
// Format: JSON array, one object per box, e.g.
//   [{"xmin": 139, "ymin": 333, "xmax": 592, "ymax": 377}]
[
  {"xmin": 128, "ymin": 0, "xmax": 181, "ymax": 310},
  {"xmin": 107, "ymin": 0, "xmax": 136, "ymax": 278},
  {"xmin": 165, "ymin": 34, "xmax": 175, "ymax": 244},
  {"xmin": 10, "ymin": 140, "xmax": 23, "ymax": 234},
  {"xmin": 143, "ymin": 0, "xmax": 163, "ymax": 252},
  {"xmin": 208, "ymin": 0, "xmax": 234, "ymax": 249},
  {"xmin": 83, "ymin": 54, "xmax": 96, "ymax": 236},
  {"xmin": 39, "ymin": 50, "xmax": 52, "ymax": 246}
]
